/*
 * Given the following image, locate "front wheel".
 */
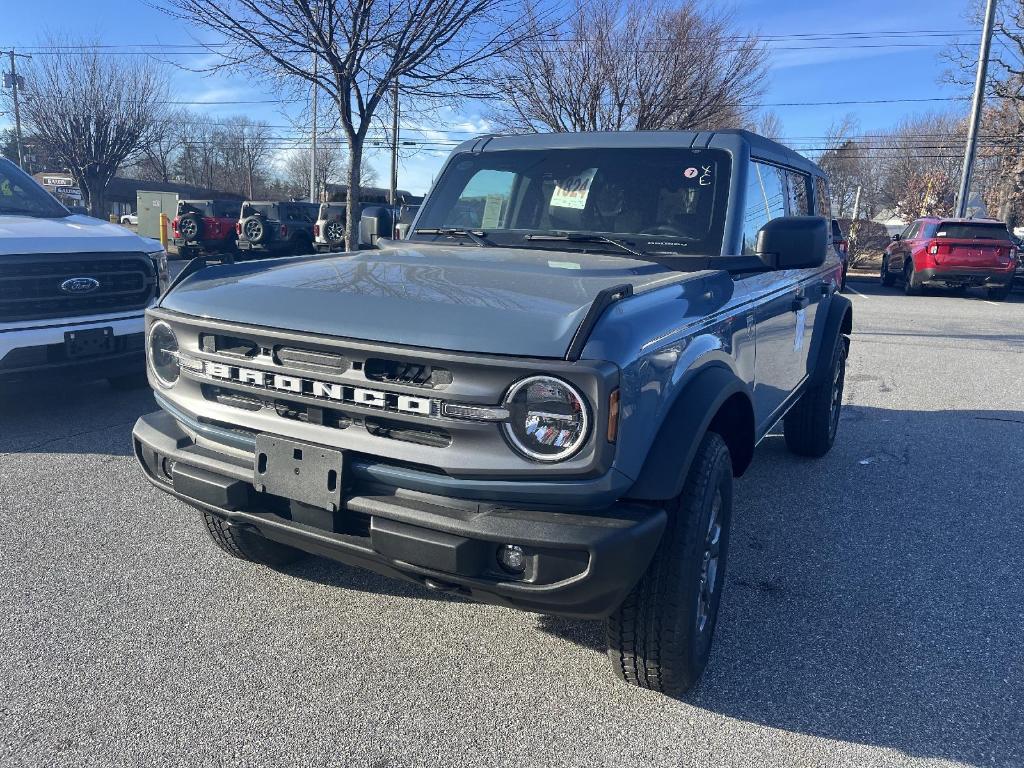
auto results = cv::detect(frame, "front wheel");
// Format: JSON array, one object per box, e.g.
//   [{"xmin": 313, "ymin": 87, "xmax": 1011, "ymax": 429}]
[
  {"xmin": 202, "ymin": 512, "xmax": 307, "ymax": 567},
  {"xmin": 784, "ymin": 330, "xmax": 848, "ymax": 457},
  {"xmin": 606, "ymin": 431, "xmax": 733, "ymax": 697}
]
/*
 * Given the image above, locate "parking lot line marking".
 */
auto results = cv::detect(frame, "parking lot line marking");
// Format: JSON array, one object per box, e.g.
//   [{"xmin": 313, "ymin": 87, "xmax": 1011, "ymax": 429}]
[{"xmin": 848, "ymin": 287, "xmax": 871, "ymax": 299}]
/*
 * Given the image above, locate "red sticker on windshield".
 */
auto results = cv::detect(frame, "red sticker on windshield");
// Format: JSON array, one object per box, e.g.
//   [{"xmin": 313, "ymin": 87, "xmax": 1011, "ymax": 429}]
[{"xmin": 684, "ymin": 167, "xmax": 699, "ymax": 179}]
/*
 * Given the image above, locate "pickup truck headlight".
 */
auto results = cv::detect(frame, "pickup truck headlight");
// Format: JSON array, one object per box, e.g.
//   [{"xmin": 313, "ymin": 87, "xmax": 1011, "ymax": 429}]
[
  {"xmin": 148, "ymin": 249, "xmax": 170, "ymax": 294},
  {"xmin": 502, "ymin": 376, "xmax": 589, "ymax": 462},
  {"xmin": 148, "ymin": 321, "xmax": 180, "ymax": 387}
]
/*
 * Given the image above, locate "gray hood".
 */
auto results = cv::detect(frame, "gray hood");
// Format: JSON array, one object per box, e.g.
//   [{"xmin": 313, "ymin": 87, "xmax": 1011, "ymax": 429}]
[{"xmin": 160, "ymin": 242, "xmax": 689, "ymax": 357}]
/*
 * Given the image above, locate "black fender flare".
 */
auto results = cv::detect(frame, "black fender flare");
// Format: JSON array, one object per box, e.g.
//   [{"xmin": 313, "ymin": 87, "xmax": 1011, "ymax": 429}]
[
  {"xmin": 807, "ymin": 293, "xmax": 853, "ymax": 385},
  {"xmin": 627, "ymin": 364, "xmax": 754, "ymax": 502}
]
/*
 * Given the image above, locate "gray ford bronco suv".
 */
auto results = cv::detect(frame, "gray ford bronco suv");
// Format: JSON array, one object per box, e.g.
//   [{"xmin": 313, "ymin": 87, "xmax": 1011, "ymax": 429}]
[{"xmin": 133, "ymin": 130, "xmax": 851, "ymax": 697}]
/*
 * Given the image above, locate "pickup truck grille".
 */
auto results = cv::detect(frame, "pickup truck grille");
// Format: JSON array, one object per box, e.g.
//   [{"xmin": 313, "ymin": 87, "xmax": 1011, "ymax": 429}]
[{"xmin": 0, "ymin": 253, "xmax": 157, "ymax": 322}]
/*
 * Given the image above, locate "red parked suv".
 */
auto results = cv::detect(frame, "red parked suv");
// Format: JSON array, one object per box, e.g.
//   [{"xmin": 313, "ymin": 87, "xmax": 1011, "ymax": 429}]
[
  {"xmin": 171, "ymin": 199, "xmax": 241, "ymax": 260},
  {"xmin": 881, "ymin": 217, "xmax": 1016, "ymax": 300}
]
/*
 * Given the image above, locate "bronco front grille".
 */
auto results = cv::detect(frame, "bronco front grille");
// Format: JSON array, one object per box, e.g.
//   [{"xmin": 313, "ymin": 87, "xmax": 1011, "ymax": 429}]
[{"xmin": 0, "ymin": 253, "xmax": 157, "ymax": 322}]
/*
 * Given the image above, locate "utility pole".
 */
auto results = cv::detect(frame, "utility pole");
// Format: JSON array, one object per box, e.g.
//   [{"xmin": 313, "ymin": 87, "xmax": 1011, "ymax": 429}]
[
  {"xmin": 955, "ymin": 0, "xmax": 997, "ymax": 218},
  {"xmin": 389, "ymin": 79, "xmax": 399, "ymax": 208},
  {"xmin": 4, "ymin": 49, "xmax": 31, "ymax": 169}
]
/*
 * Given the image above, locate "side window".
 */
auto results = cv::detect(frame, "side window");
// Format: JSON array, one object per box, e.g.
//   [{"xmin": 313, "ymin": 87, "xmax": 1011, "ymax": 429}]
[
  {"xmin": 814, "ymin": 177, "xmax": 831, "ymax": 219},
  {"xmin": 899, "ymin": 221, "xmax": 917, "ymax": 240},
  {"xmin": 741, "ymin": 160, "xmax": 786, "ymax": 255},
  {"xmin": 785, "ymin": 170, "xmax": 811, "ymax": 215},
  {"xmin": 904, "ymin": 221, "xmax": 922, "ymax": 240},
  {"xmin": 442, "ymin": 169, "xmax": 516, "ymax": 229}
]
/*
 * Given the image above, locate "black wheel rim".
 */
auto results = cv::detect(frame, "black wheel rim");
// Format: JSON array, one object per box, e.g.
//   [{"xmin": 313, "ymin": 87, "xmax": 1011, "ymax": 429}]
[
  {"xmin": 829, "ymin": 345, "xmax": 846, "ymax": 439},
  {"xmin": 181, "ymin": 218, "xmax": 198, "ymax": 239},
  {"xmin": 696, "ymin": 491, "xmax": 723, "ymax": 635}
]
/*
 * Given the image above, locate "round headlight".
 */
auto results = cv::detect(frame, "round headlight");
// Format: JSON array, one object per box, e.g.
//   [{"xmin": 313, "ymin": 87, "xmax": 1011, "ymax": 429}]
[
  {"xmin": 148, "ymin": 321, "xmax": 179, "ymax": 387},
  {"xmin": 502, "ymin": 376, "xmax": 589, "ymax": 462}
]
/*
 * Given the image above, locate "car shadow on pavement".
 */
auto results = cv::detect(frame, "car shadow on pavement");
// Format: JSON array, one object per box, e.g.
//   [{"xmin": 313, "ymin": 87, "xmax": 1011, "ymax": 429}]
[
  {"xmin": 0, "ymin": 379, "xmax": 155, "ymax": 457},
  {"xmin": 538, "ymin": 404, "xmax": 1024, "ymax": 767}
]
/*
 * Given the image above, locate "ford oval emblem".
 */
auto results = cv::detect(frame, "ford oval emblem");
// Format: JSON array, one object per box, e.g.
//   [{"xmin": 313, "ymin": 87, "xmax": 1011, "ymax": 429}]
[{"xmin": 60, "ymin": 277, "xmax": 101, "ymax": 294}]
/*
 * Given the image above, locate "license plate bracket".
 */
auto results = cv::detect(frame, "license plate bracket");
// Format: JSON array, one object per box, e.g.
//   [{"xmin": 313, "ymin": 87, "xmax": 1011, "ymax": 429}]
[
  {"xmin": 254, "ymin": 435, "xmax": 343, "ymax": 511},
  {"xmin": 64, "ymin": 327, "xmax": 114, "ymax": 359}
]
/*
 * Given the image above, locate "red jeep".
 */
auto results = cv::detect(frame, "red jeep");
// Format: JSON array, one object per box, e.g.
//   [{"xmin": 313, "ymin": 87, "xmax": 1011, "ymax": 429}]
[
  {"xmin": 881, "ymin": 217, "xmax": 1017, "ymax": 300},
  {"xmin": 171, "ymin": 199, "xmax": 241, "ymax": 259}
]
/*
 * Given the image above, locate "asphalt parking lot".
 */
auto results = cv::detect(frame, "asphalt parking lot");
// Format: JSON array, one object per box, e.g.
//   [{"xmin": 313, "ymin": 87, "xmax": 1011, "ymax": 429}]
[{"xmin": 1, "ymin": 278, "xmax": 1022, "ymax": 768}]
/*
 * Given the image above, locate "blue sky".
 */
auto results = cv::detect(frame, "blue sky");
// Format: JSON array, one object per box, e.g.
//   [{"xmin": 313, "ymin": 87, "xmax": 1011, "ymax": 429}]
[{"xmin": 0, "ymin": 0, "xmax": 975, "ymax": 194}]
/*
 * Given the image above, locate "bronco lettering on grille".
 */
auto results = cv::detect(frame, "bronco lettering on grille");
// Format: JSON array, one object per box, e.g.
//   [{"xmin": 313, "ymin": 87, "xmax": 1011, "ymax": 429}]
[{"xmin": 203, "ymin": 361, "xmax": 437, "ymax": 415}]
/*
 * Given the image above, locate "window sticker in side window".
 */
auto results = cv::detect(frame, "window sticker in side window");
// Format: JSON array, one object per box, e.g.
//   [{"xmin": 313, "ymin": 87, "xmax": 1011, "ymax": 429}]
[
  {"xmin": 551, "ymin": 168, "xmax": 597, "ymax": 210},
  {"xmin": 481, "ymin": 194, "xmax": 505, "ymax": 228}
]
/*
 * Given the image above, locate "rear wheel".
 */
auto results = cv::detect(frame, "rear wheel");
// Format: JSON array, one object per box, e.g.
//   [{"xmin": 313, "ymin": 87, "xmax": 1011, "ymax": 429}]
[
  {"xmin": 903, "ymin": 261, "xmax": 922, "ymax": 296},
  {"xmin": 881, "ymin": 255, "xmax": 895, "ymax": 287},
  {"xmin": 606, "ymin": 432, "xmax": 733, "ymax": 697},
  {"xmin": 784, "ymin": 330, "xmax": 847, "ymax": 457},
  {"xmin": 202, "ymin": 512, "xmax": 307, "ymax": 567},
  {"xmin": 987, "ymin": 284, "xmax": 1011, "ymax": 301}
]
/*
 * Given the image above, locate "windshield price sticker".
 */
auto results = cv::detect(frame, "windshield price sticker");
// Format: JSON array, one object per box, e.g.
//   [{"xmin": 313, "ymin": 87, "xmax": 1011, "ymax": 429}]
[{"xmin": 551, "ymin": 168, "xmax": 597, "ymax": 210}]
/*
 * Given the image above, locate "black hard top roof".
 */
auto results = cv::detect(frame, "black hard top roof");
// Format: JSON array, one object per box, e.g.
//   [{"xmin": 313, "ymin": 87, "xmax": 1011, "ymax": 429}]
[{"xmin": 452, "ymin": 129, "xmax": 821, "ymax": 176}]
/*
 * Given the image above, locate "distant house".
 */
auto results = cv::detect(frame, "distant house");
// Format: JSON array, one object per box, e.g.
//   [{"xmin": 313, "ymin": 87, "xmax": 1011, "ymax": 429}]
[
  {"xmin": 871, "ymin": 209, "xmax": 910, "ymax": 237},
  {"xmin": 33, "ymin": 172, "xmax": 242, "ymax": 217}
]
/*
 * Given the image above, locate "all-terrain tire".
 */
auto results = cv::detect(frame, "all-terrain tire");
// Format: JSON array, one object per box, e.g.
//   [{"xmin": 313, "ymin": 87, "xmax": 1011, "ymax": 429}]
[
  {"xmin": 202, "ymin": 512, "xmax": 307, "ymax": 567},
  {"xmin": 903, "ymin": 261, "xmax": 922, "ymax": 296},
  {"xmin": 606, "ymin": 432, "xmax": 733, "ymax": 697},
  {"xmin": 784, "ymin": 330, "xmax": 848, "ymax": 457},
  {"xmin": 881, "ymin": 255, "xmax": 895, "ymax": 287}
]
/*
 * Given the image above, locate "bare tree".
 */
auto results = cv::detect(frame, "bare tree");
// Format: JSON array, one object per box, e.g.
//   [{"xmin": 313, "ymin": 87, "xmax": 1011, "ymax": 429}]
[
  {"xmin": 816, "ymin": 115, "xmax": 865, "ymax": 218},
  {"xmin": 126, "ymin": 107, "xmax": 192, "ymax": 183},
  {"xmin": 489, "ymin": 0, "xmax": 767, "ymax": 133},
  {"xmin": 162, "ymin": 0, "xmax": 539, "ymax": 250},
  {"xmin": 216, "ymin": 116, "xmax": 273, "ymax": 198},
  {"xmin": 7, "ymin": 40, "xmax": 168, "ymax": 217},
  {"xmin": 281, "ymin": 143, "xmax": 347, "ymax": 198}
]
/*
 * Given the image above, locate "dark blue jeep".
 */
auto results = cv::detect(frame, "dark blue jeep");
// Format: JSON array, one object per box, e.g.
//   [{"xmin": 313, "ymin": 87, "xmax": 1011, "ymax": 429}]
[{"xmin": 133, "ymin": 130, "xmax": 851, "ymax": 697}]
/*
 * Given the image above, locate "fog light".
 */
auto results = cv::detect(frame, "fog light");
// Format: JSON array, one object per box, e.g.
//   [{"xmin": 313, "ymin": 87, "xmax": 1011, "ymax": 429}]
[{"xmin": 497, "ymin": 544, "xmax": 526, "ymax": 574}]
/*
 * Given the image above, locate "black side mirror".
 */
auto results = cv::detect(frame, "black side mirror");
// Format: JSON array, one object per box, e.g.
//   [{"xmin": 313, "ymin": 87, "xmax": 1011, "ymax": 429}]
[
  {"xmin": 891, "ymin": 234, "xmax": 901, "ymax": 242},
  {"xmin": 755, "ymin": 216, "xmax": 828, "ymax": 270}
]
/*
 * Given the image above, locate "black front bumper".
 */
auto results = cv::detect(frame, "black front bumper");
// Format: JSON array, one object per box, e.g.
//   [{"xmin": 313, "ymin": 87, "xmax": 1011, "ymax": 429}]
[{"xmin": 132, "ymin": 409, "xmax": 665, "ymax": 618}]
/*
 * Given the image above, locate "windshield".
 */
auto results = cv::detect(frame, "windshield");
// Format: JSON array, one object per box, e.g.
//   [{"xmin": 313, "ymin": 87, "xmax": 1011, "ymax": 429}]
[
  {"xmin": 414, "ymin": 148, "xmax": 731, "ymax": 257},
  {"xmin": 0, "ymin": 160, "xmax": 70, "ymax": 218}
]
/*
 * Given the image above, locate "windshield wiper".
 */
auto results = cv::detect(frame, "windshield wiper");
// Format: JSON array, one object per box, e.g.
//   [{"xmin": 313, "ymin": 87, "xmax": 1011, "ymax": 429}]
[
  {"xmin": 416, "ymin": 228, "xmax": 491, "ymax": 246},
  {"xmin": 525, "ymin": 232, "xmax": 647, "ymax": 259}
]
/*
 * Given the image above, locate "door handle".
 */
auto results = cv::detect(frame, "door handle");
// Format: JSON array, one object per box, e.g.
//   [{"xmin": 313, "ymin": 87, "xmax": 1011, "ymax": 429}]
[{"xmin": 792, "ymin": 295, "xmax": 810, "ymax": 312}]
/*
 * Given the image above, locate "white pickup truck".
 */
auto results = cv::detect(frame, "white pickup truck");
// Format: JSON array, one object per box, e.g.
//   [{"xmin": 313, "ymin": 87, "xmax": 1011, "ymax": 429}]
[{"xmin": 0, "ymin": 158, "xmax": 168, "ymax": 389}]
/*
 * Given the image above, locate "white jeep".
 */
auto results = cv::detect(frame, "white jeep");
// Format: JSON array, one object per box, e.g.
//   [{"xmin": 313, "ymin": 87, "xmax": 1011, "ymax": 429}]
[
  {"xmin": 0, "ymin": 158, "xmax": 168, "ymax": 389},
  {"xmin": 313, "ymin": 202, "xmax": 346, "ymax": 252}
]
